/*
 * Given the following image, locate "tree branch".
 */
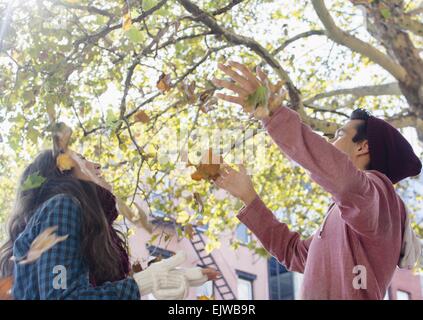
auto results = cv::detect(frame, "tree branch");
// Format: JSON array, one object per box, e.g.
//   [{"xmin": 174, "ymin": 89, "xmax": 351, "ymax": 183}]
[
  {"xmin": 397, "ymin": 15, "xmax": 423, "ymax": 37},
  {"xmin": 211, "ymin": 0, "xmax": 246, "ymax": 16},
  {"xmin": 311, "ymin": 0, "xmax": 408, "ymax": 82},
  {"xmin": 175, "ymin": 0, "xmax": 302, "ymax": 107},
  {"xmin": 73, "ymin": 0, "xmax": 168, "ymax": 48},
  {"xmin": 303, "ymin": 82, "xmax": 401, "ymax": 104}
]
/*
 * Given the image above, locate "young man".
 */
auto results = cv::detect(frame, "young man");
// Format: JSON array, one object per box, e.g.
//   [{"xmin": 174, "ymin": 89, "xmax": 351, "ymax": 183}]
[{"xmin": 212, "ymin": 61, "xmax": 422, "ymax": 299}]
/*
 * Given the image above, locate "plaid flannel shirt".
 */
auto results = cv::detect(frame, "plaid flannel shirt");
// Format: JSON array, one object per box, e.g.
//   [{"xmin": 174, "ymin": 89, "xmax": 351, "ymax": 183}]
[{"xmin": 12, "ymin": 194, "xmax": 140, "ymax": 300}]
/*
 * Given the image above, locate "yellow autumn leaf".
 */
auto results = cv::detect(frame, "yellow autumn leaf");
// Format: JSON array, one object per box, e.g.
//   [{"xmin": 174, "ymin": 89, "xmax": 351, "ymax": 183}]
[
  {"xmin": 122, "ymin": 12, "xmax": 132, "ymax": 31},
  {"xmin": 116, "ymin": 197, "xmax": 153, "ymax": 233},
  {"xmin": 197, "ymin": 295, "xmax": 214, "ymax": 300},
  {"xmin": 176, "ymin": 211, "xmax": 190, "ymax": 224},
  {"xmin": 13, "ymin": 226, "xmax": 69, "ymax": 265},
  {"xmin": 56, "ymin": 152, "xmax": 76, "ymax": 172}
]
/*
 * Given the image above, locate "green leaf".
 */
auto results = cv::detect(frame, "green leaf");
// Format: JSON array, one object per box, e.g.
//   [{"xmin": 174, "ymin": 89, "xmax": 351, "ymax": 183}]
[
  {"xmin": 380, "ymin": 8, "xmax": 391, "ymax": 19},
  {"xmin": 142, "ymin": 0, "xmax": 156, "ymax": 11},
  {"xmin": 27, "ymin": 126, "xmax": 39, "ymax": 144},
  {"xmin": 21, "ymin": 171, "xmax": 46, "ymax": 192},
  {"xmin": 246, "ymin": 85, "xmax": 269, "ymax": 109},
  {"xmin": 125, "ymin": 27, "xmax": 144, "ymax": 44}
]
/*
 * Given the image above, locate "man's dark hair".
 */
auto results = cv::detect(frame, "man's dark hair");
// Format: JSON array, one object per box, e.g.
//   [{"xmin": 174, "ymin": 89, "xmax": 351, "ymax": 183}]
[{"xmin": 350, "ymin": 108, "xmax": 370, "ymax": 143}]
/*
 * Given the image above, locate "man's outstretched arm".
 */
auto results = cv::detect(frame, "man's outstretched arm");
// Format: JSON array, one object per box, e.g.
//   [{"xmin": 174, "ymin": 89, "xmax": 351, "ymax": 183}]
[{"xmin": 238, "ymin": 195, "xmax": 313, "ymax": 273}]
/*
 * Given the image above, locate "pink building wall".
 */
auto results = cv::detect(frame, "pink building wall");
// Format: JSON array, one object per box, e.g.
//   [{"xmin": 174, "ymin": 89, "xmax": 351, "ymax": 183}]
[
  {"xmin": 128, "ymin": 222, "xmax": 422, "ymax": 300},
  {"xmin": 128, "ymin": 223, "xmax": 269, "ymax": 300}
]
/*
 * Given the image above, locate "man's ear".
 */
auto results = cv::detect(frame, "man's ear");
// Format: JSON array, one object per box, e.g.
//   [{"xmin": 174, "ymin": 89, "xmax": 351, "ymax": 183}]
[{"xmin": 356, "ymin": 140, "xmax": 369, "ymax": 156}]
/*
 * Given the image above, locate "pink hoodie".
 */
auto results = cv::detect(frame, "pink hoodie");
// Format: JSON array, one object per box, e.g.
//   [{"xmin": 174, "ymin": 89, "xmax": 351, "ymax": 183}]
[{"xmin": 237, "ymin": 106, "xmax": 407, "ymax": 299}]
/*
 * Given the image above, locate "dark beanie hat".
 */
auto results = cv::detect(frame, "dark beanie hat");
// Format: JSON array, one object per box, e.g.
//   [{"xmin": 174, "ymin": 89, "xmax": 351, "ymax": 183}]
[{"xmin": 367, "ymin": 116, "xmax": 422, "ymax": 184}]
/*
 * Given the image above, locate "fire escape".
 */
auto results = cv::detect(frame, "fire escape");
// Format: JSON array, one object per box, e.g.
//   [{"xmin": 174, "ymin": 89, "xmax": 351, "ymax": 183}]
[{"xmin": 189, "ymin": 226, "xmax": 237, "ymax": 300}]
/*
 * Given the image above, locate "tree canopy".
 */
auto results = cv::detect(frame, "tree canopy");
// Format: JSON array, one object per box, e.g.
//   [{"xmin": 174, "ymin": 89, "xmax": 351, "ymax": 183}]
[{"xmin": 1, "ymin": 0, "xmax": 422, "ymax": 254}]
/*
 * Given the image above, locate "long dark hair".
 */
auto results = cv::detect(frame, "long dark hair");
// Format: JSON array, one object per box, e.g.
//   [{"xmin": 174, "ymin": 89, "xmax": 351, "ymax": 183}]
[{"xmin": 0, "ymin": 149, "xmax": 128, "ymax": 285}]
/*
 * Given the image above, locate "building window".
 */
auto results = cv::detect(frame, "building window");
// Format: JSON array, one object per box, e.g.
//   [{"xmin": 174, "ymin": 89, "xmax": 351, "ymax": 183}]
[
  {"xmin": 146, "ymin": 245, "xmax": 174, "ymax": 261},
  {"xmin": 268, "ymin": 257, "xmax": 295, "ymax": 300},
  {"xmin": 196, "ymin": 280, "xmax": 214, "ymax": 298},
  {"xmin": 236, "ymin": 270, "xmax": 256, "ymax": 300},
  {"xmin": 236, "ymin": 223, "xmax": 251, "ymax": 244},
  {"xmin": 396, "ymin": 290, "xmax": 411, "ymax": 300}
]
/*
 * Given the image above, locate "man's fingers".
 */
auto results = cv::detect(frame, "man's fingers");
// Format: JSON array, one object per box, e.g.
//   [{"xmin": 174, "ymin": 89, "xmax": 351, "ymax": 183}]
[
  {"xmin": 222, "ymin": 163, "xmax": 236, "ymax": 174},
  {"xmin": 228, "ymin": 61, "xmax": 260, "ymax": 86},
  {"xmin": 212, "ymin": 78, "xmax": 249, "ymax": 96},
  {"xmin": 215, "ymin": 93, "xmax": 245, "ymax": 106},
  {"xmin": 214, "ymin": 177, "xmax": 227, "ymax": 189},
  {"xmin": 238, "ymin": 163, "xmax": 247, "ymax": 175},
  {"xmin": 218, "ymin": 63, "xmax": 255, "ymax": 91},
  {"xmin": 256, "ymin": 66, "xmax": 268, "ymax": 84}
]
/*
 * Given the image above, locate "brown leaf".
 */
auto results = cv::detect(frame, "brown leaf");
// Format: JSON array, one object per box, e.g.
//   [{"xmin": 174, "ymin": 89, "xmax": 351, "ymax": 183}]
[
  {"xmin": 116, "ymin": 197, "xmax": 153, "ymax": 233},
  {"xmin": 134, "ymin": 110, "xmax": 150, "ymax": 124},
  {"xmin": 189, "ymin": 149, "xmax": 223, "ymax": 182},
  {"xmin": 184, "ymin": 223, "xmax": 194, "ymax": 240},
  {"xmin": 182, "ymin": 80, "xmax": 196, "ymax": 104},
  {"xmin": 193, "ymin": 192, "xmax": 204, "ymax": 213},
  {"xmin": 156, "ymin": 73, "xmax": 171, "ymax": 93},
  {"xmin": 200, "ymin": 96, "xmax": 218, "ymax": 114},
  {"xmin": 0, "ymin": 276, "xmax": 13, "ymax": 300},
  {"xmin": 17, "ymin": 226, "xmax": 68, "ymax": 265},
  {"xmin": 132, "ymin": 261, "xmax": 143, "ymax": 273},
  {"xmin": 52, "ymin": 122, "xmax": 73, "ymax": 155}
]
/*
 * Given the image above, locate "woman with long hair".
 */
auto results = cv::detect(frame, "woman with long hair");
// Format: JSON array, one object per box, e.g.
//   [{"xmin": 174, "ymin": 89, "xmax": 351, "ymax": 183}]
[{"xmin": 0, "ymin": 149, "xmax": 218, "ymax": 299}]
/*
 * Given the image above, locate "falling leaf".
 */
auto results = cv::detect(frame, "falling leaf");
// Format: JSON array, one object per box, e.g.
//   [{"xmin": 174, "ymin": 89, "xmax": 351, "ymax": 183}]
[
  {"xmin": 21, "ymin": 171, "xmax": 46, "ymax": 192},
  {"xmin": 134, "ymin": 110, "xmax": 150, "ymax": 124},
  {"xmin": 52, "ymin": 122, "xmax": 73, "ymax": 155},
  {"xmin": 156, "ymin": 73, "xmax": 171, "ymax": 93},
  {"xmin": 193, "ymin": 192, "xmax": 204, "ymax": 213},
  {"xmin": 17, "ymin": 226, "xmax": 68, "ymax": 265},
  {"xmin": 191, "ymin": 171, "xmax": 203, "ymax": 181},
  {"xmin": 380, "ymin": 7, "xmax": 391, "ymax": 19},
  {"xmin": 184, "ymin": 223, "xmax": 194, "ymax": 240},
  {"xmin": 132, "ymin": 261, "xmax": 143, "ymax": 273},
  {"xmin": 188, "ymin": 149, "xmax": 223, "ymax": 182},
  {"xmin": 200, "ymin": 96, "xmax": 218, "ymax": 114},
  {"xmin": 197, "ymin": 295, "xmax": 215, "ymax": 300},
  {"xmin": 46, "ymin": 104, "xmax": 56, "ymax": 124},
  {"xmin": 182, "ymin": 80, "xmax": 196, "ymax": 104},
  {"xmin": 149, "ymin": 233, "xmax": 160, "ymax": 244},
  {"xmin": 122, "ymin": 13, "xmax": 132, "ymax": 31},
  {"xmin": 0, "ymin": 276, "xmax": 13, "ymax": 300},
  {"xmin": 56, "ymin": 152, "xmax": 76, "ymax": 172},
  {"xmin": 116, "ymin": 197, "xmax": 153, "ymax": 233}
]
